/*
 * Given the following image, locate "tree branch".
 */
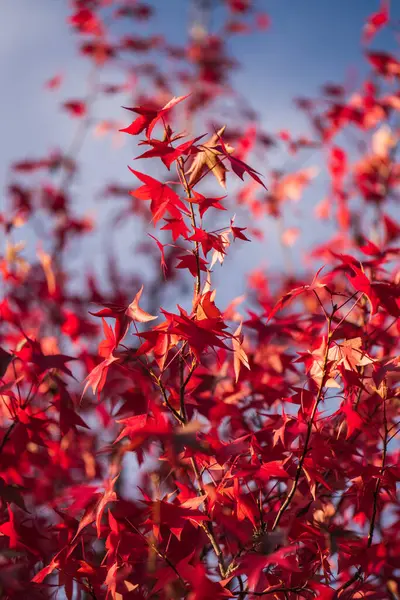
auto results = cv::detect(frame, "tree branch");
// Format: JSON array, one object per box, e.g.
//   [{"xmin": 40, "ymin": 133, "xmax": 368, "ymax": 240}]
[{"xmin": 272, "ymin": 313, "xmax": 333, "ymax": 531}]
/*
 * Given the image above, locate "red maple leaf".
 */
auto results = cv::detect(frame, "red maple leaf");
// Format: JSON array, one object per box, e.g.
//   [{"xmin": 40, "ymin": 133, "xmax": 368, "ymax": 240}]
[
  {"xmin": 176, "ymin": 254, "xmax": 208, "ymax": 277},
  {"xmin": 71, "ymin": 476, "xmax": 119, "ymax": 541},
  {"xmin": 63, "ymin": 100, "xmax": 86, "ymax": 117},
  {"xmin": 216, "ymin": 136, "xmax": 268, "ymax": 189},
  {"xmin": 136, "ymin": 135, "xmax": 204, "ymax": 169},
  {"xmin": 82, "ymin": 355, "xmax": 119, "ymax": 398},
  {"xmin": 161, "ymin": 217, "xmax": 190, "ymax": 241},
  {"xmin": 189, "ymin": 190, "xmax": 227, "ymax": 218},
  {"xmin": 90, "ymin": 285, "xmax": 157, "ymax": 347},
  {"xmin": 45, "ymin": 73, "xmax": 63, "ymax": 90},
  {"xmin": 363, "ymin": 1, "xmax": 389, "ymax": 43},
  {"xmin": 120, "ymin": 94, "xmax": 189, "ymax": 138},
  {"xmin": 129, "ymin": 168, "xmax": 187, "ymax": 224}
]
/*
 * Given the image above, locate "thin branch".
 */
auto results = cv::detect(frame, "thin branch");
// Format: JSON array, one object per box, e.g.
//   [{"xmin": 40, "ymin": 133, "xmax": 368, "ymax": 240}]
[
  {"xmin": 0, "ymin": 421, "xmax": 16, "ymax": 455},
  {"xmin": 367, "ymin": 392, "xmax": 388, "ymax": 548},
  {"xmin": 177, "ymin": 156, "xmax": 202, "ymax": 296},
  {"xmin": 179, "ymin": 353, "xmax": 188, "ymax": 422},
  {"xmin": 235, "ymin": 585, "xmax": 310, "ymax": 598},
  {"xmin": 271, "ymin": 313, "xmax": 333, "ymax": 531},
  {"xmin": 153, "ymin": 373, "xmax": 185, "ymax": 425},
  {"xmin": 334, "ymin": 389, "xmax": 389, "ymax": 599},
  {"xmin": 125, "ymin": 519, "xmax": 186, "ymax": 586}
]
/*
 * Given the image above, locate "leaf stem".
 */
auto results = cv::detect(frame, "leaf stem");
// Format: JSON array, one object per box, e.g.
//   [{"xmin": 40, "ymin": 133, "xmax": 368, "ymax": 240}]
[{"xmin": 177, "ymin": 157, "xmax": 201, "ymax": 296}]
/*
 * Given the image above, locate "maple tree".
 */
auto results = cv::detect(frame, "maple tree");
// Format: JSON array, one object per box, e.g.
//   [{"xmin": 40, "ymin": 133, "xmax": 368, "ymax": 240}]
[{"xmin": 1, "ymin": 1, "xmax": 400, "ymax": 599}]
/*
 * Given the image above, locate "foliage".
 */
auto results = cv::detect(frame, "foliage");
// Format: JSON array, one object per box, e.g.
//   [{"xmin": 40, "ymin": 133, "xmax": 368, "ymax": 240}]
[{"xmin": 0, "ymin": 1, "xmax": 399, "ymax": 599}]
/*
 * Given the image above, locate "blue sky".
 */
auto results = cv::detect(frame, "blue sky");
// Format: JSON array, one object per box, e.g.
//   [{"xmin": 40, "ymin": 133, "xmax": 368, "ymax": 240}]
[{"xmin": 1, "ymin": 0, "xmax": 398, "ymax": 308}]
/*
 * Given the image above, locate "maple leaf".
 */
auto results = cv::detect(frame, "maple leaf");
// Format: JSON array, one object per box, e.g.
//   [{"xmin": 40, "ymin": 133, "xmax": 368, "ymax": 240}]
[
  {"xmin": 311, "ymin": 337, "xmax": 373, "ymax": 389},
  {"xmin": 0, "ymin": 505, "xmax": 42, "ymax": 554},
  {"xmin": 268, "ymin": 266, "xmax": 326, "ymax": 321},
  {"xmin": 104, "ymin": 562, "xmax": 133, "ymax": 600},
  {"xmin": 129, "ymin": 167, "xmax": 187, "ymax": 224},
  {"xmin": 71, "ymin": 476, "xmax": 119, "ymax": 541},
  {"xmin": 2, "ymin": 240, "xmax": 30, "ymax": 279},
  {"xmin": 82, "ymin": 355, "xmax": 119, "ymax": 398},
  {"xmin": 161, "ymin": 306, "xmax": 231, "ymax": 361},
  {"xmin": 328, "ymin": 337, "xmax": 374, "ymax": 372},
  {"xmin": 363, "ymin": 1, "xmax": 390, "ymax": 44},
  {"xmin": 0, "ymin": 478, "xmax": 27, "ymax": 512},
  {"xmin": 281, "ymin": 226, "xmax": 300, "ymax": 247},
  {"xmin": 98, "ymin": 318, "xmax": 117, "ymax": 358},
  {"xmin": 0, "ymin": 506, "xmax": 19, "ymax": 549},
  {"xmin": 69, "ymin": 8, "xmax": 102, "ymax": 35},
  {"xmin": 0, "ymin": 347, "xmax": 12, "ymax": 378},
  {"xmin": 346, "ymin": 263, "xmax": 379, "ymax": 315},
  {"xmin": 120, "ymin": 106, "xmax": 157, "ymax": 136},
  {"xmin": 144, "ymin": 498, "xmax": 209, "ymax": 540},
  {"xmin": 95, "ymin": 476, "xmax": 119, "ymax": 537},
  {"xmin": 189, "ymin": 190, "xmax": 227, "ymax": 218},
  {"xmin": 16, "ymin": 338, "xmax": 76, "ymax": 377},
  {"xmin": 37, "ymin": 246, "xmax": 56, "ymax": 296},
  {"xmin": 53, "ymin": 376, "xmax": 90, "ymax": 436},
  {"xmin": 148, "ymin": 232, "xmax": 168, "ymax": 276},
  {"xmin": 136, "ymin": 321, "xmax": 180, "ymax": 370},
  {"xmin": 256, "ymin": 12, "xmax": 270, "ymax": 29},
  {"xmin": 228, "ymin": 479, "xmax": 257, "ymax": 526},
  {"xmin": 216, "ymin": 135, "xmax": 268, "ymax": 190},
  {"xmin": 176, "ymin": 253, "xmax": 208, "ymax": 277},
  {"xmin": 114, "ymin": 413, "xmax": 148, "ymax": 444},
  {"xmin": 232, "ymin": 322, "xmax": 250, "ymax": 382},
  {"xmin": 136, "ymin": 135, "xmax": 205, "ymax": 169},
  {"xmin": 120, "ymin": 94, "xmax": 189, "ymax": 138},
  {"xmin": 372, "ymin": 124, "xmax": 396, "ymax": 158},
  {"xmin": 115, "ymin": 3, "xmax": 153, "ymax": 18},
  {"xmin": 383, "ymin": 214, "xmax": 400, "ymax": 243},
  {"xmin": 367, "ymin": 51, "xmax": 400, "ymax": 79},
  {"xmin": 309, "ymin": 338, "xmax": 340, "ymax": 389},
  {"xmin": 161, "ymin": 217, "xmax": 190, "ymax": 241},
  {"xmin": 230, "ymin": 222, "xmax": 250, "ymax": 241},
  {"xmin": 186, "ymin": 127, "xmax": 235, "ymax": 189},
  {"xmin": 45, "ymin": 73, "xmax": 63, "ymax": 90},
  {"xmin": 189, "ymin": 228, "xmax": 226, "ymax": 257},
  {"xmin": 32, "ymin": 555, "xmax": 61, "ymax": 583},
  {"xmin": 194, "ymin": 290, "xmax": 222, "ymax": 321},
  {"xmin": 276, "ymin": 166, "xmax": 319, "ymax": 202},
  {"xmin": 287, "ymin": 387, "xmax": 316, "ymax": 416},
  {"xmin": 329, "ymin": 146, "xmax": 347, "ymax": 191},
  {"xmin": 187, "ymin": 563, "xmax": 233, "ymax": 599},
  {"xmin": 63, "ymin": 100, "xmax": 86, "ymax": 117},
  {"xmin": 210, "ymin": 231, "xmax": 231, "ymax": 268},
  {"xmin": 340, "ymin": 402, "xmax": 364, "ymax": 438},
  {"xmin": 125, "ymin": 285, "xmax": 158, "ymax": 322},
  {"xmin": 235, "ymin": 546, "xmax": 299, "ymax": 591},
  {"xmin": 90, "ymin": 285, "xmax": 157, "ymax": 347},
  {"xmin": 89, "ymin": 304, "xmax": 130, "ymax": 347},
  {"xmin": 257, "ymin": 460, "xmax": 290, "ymax": 480},
  {"xmin": 115, "ymin": 410, "xmax": 178, "ymax": 458},
  {"xmin": 11, "ymin": 159, "xmax": 48, "ymax": 173}
]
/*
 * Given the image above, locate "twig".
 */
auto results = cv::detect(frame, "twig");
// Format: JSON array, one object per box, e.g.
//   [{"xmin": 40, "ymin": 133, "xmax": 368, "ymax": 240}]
[
  {"xmin": 271, "ymin": 312, "xmax": 333, "ymax": 531},
  {"xmin": 334, "ymin": 388, "xmax": 389, "ymax": 599},
  {"xmin": 235, "ymin": 585, "xmax": 310, "ymax": 597},
  {"xmin": 152, "ymin": 372, "xmax": 185, "ymax": 425},
  {"xmin": 367, "ymin": 391, "xmax": 388, "ymax": 548},
  {"xmin": 125, "ymin": 518, "xmax": 186, "ymax": 586},
  {"xmin": 179, "ymin": 353, "xmax": 188, "ymax": 422},
  {"xmin": 177, "ymin": 157, "xmax": 201, "ymax": 296},
  {"xmin": 0, "ymin": 422, "xmax": 16, "ymax": 455}
]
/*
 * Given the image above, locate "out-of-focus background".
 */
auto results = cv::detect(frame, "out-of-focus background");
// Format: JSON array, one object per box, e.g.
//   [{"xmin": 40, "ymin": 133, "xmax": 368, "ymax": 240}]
[{"xmin": 1, "ymin": 0, "xmax": 399, "ymax": 307}]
